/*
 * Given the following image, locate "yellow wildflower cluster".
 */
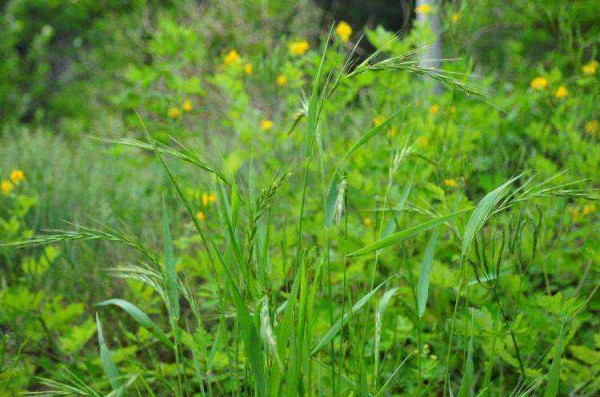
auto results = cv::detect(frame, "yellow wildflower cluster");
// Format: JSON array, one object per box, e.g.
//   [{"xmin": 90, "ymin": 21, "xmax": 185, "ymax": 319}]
[
  {"xmin": 451, "ymin": 13, "xmax": 460, "ymax": 23},
  {"xmin": 168, "ymin": 107, "xmax": 181, "ymax": 119},
  {"xmin": 261, "ymin": 119, "xmax": 274, "ymax": 131},
  {"xmin": 530, "ymin": 77, "xmax": 548, "ymax": 90},
  {"xmin": 1, "ymin": 170, "xmax": 26, "ymax": 195},
  {"xmin": 244, "ymin": 63, "xmax": 253, "ymax": 75},
  {"xmin": 168, "ymin": 99, "xmax": 194, "ymax": 119},
  {"xmin": 335, "ymin": 21, "xmax": 352, "ymax": 43},
  {"xmin": 277, "ymin": 75, "xmax": 287, "ymax": 87},
  {"xmin": 183, "ymin": 98, "xmax": 193, "ymax": 112},
  {"xmin": 363, "ymin": 217, "xmax": 373, "ymax": 227},
  {"xmin": 554, "ymin": 85, "xmax": 568, "ymax": 99},
  {"xmin": 1, "ymin": 181, "xmax": 13, "ymax": 195},
  {"xmin": 288, "ymin": 40, "xmax": 310, "ymax": 56},
  {"xmin": 10, "ymin": 170, "xmax": 25, "ymax": 184},
  {"xmin": 202, "ymin": 192, "xmax": 217, "ymax": 207},
  {"xmin": 429, "ymin": 104, "xmax": 440, "ymax": 115},
  {"xmin": 443, "ymin": 179, "xmax": 457, "ymax": 188},
  {"xmin": 195, "ymin": 192, "xmax": 217, "ymax": 222},
  {"xmin": 572, "ymin": 204, "xmax": 596, "ymax": 222},
  {"xmin": 223, "ymin": 49, "xmax": 240, "ymax": 66},
  {"xmin": 373, "ymin": 115, "xmax": 398, "ymax": 137},
  {"xmin": 582, "ymin": 60, "xmax": 598, "ymax": 76},
  {"xmin": 415, "ymin": 4, "xmax": 433, "ymax": 15},
  {"xmin": 530, "ymin": 77, "xmax": 570, "ymax": 99}
]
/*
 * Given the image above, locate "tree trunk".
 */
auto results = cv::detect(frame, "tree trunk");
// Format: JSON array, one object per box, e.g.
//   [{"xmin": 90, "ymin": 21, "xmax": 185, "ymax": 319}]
[{"xmin": 416, "ymin": 0, "xmax": 443, "ymax": 92}]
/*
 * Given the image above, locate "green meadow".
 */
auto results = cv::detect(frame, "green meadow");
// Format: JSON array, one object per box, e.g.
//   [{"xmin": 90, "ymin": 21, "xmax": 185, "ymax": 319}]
[{"xmin": 0, "ymin": 1, "xmax": 598, "ymax": 395}]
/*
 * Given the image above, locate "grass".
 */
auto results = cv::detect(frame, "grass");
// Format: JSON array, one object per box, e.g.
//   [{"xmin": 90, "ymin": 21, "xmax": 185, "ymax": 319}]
[{"xmin": 6, "ymin": 42, "xmax": 598, "ymax": 396}]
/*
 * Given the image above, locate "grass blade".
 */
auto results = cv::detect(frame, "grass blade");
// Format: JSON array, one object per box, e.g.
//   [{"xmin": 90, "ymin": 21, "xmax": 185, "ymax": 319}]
[
  {"xmin": 325, "ymin": 111, "xmax": 402, "ymax": 227},
  {"xmin": 96, "ymin": 313, "xmax": 122, "ymax": 395},
  {"xmin": 458, "ymin": 336, "xmax": 475, "ymax": 397},
  {"xmin": 544, "ymin": 322, "xmax": 565, "ymax": 397},
  {"xmin": 375, "ymin": 287, "xmax": 400, "ymax": 383},
  {"xmin": 97, "ymin": 299, "xmax": 173, "ymax": 348},
  {"xmin": 211, "ymin": 240, "xmax": 267, "ymax": 395},
  {"xmin": 417, "ymin": 227, "xmax": 440, "ymax": 318},
  {"xmin": 348, "ymin": 209, "xmax": 469, "ymax": 257},
  {"xmin": 374, "ymin": 352, "xmax": 415, "ymax": 397},
  {"xmin": 311, "ymin": 277, "xmax": 392, "ymax": 356},
  {"xmin": 162, "ymin": 197, "xmax": 180, "ymax": 321},
  {"xmin": 461, "ymin": 175, "xmax": 522, "ymax": 259},
  {"xmin": 342, "ymin": 110, "xmax": 402, "ymax": 161}
]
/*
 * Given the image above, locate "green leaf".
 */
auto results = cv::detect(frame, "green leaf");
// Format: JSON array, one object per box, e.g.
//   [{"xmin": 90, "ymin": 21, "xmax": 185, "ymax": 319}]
[
  {"xmin": 97, "ymin": 299, "xmax": 173, "ymax": 348},
  {"xmin": 96, "ymin": 313, "xmax": 122, "ymax": 394},
  {"xmin": 375, "ymin": 287, "xmax": 400, "ymax": 382},
  {"xmin": 348, "ymin": 209, "xmax": 469, "ymax": 257},
  {"xmin": 382, "ymin": 171, "xmax": 414, "ymax": 239},
  {"xmin": 461, "ymin": 175, "xmax": 522, "ymax": 259},
  {"xmin": 325, "ymin": 172, "xmax": 341, "ymax": 228},
  {"xmin": 457, "ymin": 336, "xmax": 474, "ymax": 397},
  {"xmin": 417, "ymin": 227, "xmax": 440, "ymax": 317}
]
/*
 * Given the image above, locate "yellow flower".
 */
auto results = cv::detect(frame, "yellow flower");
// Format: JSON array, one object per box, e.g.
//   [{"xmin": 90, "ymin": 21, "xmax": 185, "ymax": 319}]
[
  {"xmin": 554, "ymin": 85, "xmax": 568, "ymax": 99},
  {"xmin": 451, "ymin": 13, "xmax": 460, "ymax": 23},
  {"xmin": 449, "ymin": 105, "xmax": 456, "ymax": 114},
  {"xmin": 277, "ymin": 74, "xmax": 287, "ymax": 86},
  {"xmin": 288, "ymin": 40, "xmax": 310, "ymax": 56},
  {"xmin": 373, "ymin": 115, "xmax": 385, "ymax": 126},
  {"xmin": 201, "ymin": 192, "xmax": 217, "ymax": 207},
  {"xmin": 530, "ymin": 76, "xmax": 548, "ymax": 90},
  {"xmin": 223, "ymin": 49, "xmax": 240, "ymax": 66},
  {"xmin": 585, "ymin": 120, "xmax": 598, "ymax": 135},
  {"xmin": 261, "ymin": 119, "xmax": 274, "ymax": 131},
  {"xmin": 183, "ymin": 99, "xmax": 193, "ymax": 112},
  {"xmin": 417, "ymin": 136, "xmax": 429, "ymax": 147},
  {"xmin": 443, "ymin": 179, "xmax": 457, "ymax": 188},
  {"xmin": 335, "ymin": 21, "xmax": 352, "ymax": 43},
  {"xmin": 196, "ymin": 211, "xmax": 205, "ymax": 221},
  {"xmin": 363, "ymin": 217, "xmax": 373, "ymax": 227},
  {"xmin": 168, "ymin": 107, "xmax": 181, "ymax": 119},
  {"xmin": 389, "ymin": 126, "xmax": 398, "ymax": 137},
  {"xmin": 582, "ymin": 60, "xmax": 598, "ymax": 75},
  {"xmin": 1, "ymin": 180, "xmax": 14, "ymax": 195},
  {"xmin": 244, "ymin": 63, "xmax": 253, "ymax": 75},
  {"xmin": 429, "ymin": 104, "xmax": 440, "ymax": 114},
  {"xmin": 572, "ymin": 207, "xmax": 580, "ymax": 222},
  {"xmin": 10, "ymin": 170, "xmax": 25, "ymax": 184},
  {"xmin": 415, "ymin": 5, "xmax": 433, "ymax": 15},
  {"xmin": 582, "ymin": 203, "xmax": 596, "ymax": 216}
]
